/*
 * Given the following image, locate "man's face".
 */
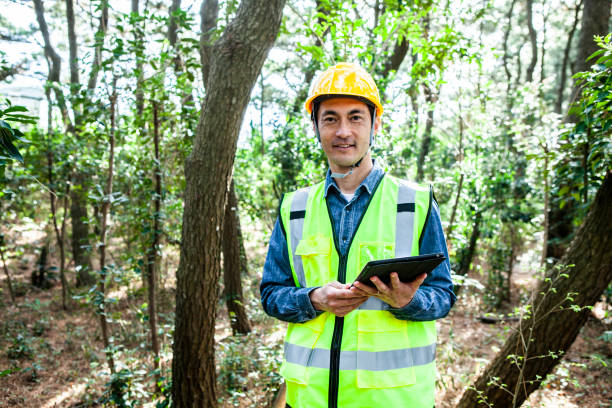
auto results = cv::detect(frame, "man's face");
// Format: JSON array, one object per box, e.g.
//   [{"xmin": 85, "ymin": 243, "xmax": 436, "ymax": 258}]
[{"xmin": 316, "ymin": 97, "xmax": 380, "ymax": 171}]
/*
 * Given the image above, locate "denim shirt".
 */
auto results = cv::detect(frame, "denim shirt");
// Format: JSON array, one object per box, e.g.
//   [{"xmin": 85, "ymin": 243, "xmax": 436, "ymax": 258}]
[{"xmin": 260, "ymin": 162, "xmax": 456, "ymax": 323}]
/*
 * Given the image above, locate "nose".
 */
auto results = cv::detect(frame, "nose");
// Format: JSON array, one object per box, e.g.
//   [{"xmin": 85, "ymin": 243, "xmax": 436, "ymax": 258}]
[{"xmin": 335, "ymin": 119, "xmax": 351, "ymax": 138}]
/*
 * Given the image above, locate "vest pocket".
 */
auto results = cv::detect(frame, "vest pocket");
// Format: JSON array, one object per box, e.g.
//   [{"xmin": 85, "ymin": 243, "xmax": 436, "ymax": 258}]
[
  {"xmin": 280, "ymin": 313, "xmax": 328, "ymax": 385},
  {"xmin": 357, "ymin": 241, "xmax": 394, "ymax": 280},
  {"xmin": 295, "ymin": 235, "xmax": 332, "ymax": 285},
  {"xmin": 356, "ymin": 310, "xmax": 416, "ymax": 388}
]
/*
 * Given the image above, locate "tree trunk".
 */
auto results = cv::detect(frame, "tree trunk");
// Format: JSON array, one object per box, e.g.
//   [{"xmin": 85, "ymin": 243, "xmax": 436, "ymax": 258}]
[
  {"xmin": 171, "ymin": 0, "xmax": 285, "ymax": 405},
  {"xmin": 447, "ymin": 104, "xmax": 465, "ymax": 238},
  {"xmin": 168, "ymin": 0, "xmax": 185, "ymax": 73},
  {"xmin": 555, "ymin": 0, "xmax": 583, "ymax": 114},
  {"xmin": 223, "ymin": 180, "xmax": 251, "ymax": 336},
  {"xmin": 147, "ymin": 100, "xmax": 162, "ymax": 387},
  {"xmin": 33, "ymin": 0, "xmax": 71, "ymax": 129},
  {"xmin": 415, "ymin": 84, "xmax": 438, "ymax": 182},
  {"xmin": 525, "ymin": 0, "xmax": 538, "ymax": 82},
  {"xmin": 32, "ymin": 242, "xmax": 49, "ymax": 289},
  {"xmin": 71, "ymin": 176, "xmax": 94, "ymax": 287},
  {"xmin": 0, "ymin": 242, "xmax": 15, "ymax": 305},
  {"xmin": 568, "ymin": 0, "xmax": 611, "ymax": 113},
  {"xmin": 456, "ymin": 171, "xmax": 612, "ymax": 408},
  {"xmin": 97, "ymin": 77, "xmax": 118, "ymax": 375},
  {"xmin": 45, "ymin": 88, "xmax": 69, "ymax": 309},
  {"xmin": 446, "ymin": 173, "xmax": 463, "ymax": 237},
  {"xmin": 65, "ymin": 0, "xmax": 79, "ymax": 100},
  {"xmin": 457, "ymin": 208, "xmax": 482, "ymax": 278},
  {"xmin": 502, "ymin": 0, "xmax": 517, "ymax": 91},
  {"xmin": 540, "ymin": 143, "xmax": 550, "ymax": 267},
  {"xmin": 131, "ymin": 0, "xmax": 145, "ymax": 119}
]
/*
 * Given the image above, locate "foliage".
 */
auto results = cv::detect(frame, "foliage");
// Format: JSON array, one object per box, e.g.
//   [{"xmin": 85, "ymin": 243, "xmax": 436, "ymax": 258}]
[
  {"xmin": 0, "ymin": 100, "xmax": 36, "ymax": 172},
  {"xmin": 559, "ymin": 34, "xmax": 612, "ymax": 202},
  {"xmin": 217, "ymin": 330, "xmax": 283, "ymax": 407}
]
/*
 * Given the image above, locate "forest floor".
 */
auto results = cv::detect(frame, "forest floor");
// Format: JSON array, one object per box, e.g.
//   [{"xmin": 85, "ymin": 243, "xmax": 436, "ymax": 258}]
[{"xmin": 0, "ymin": 219, "xmax": 610, "ymax": 407}]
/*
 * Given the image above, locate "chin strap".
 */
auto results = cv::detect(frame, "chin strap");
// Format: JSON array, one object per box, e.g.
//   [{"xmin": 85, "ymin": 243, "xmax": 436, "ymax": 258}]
[{"xmin": 331, "ymin": 164, "xmax": 357, "ymax": 179}]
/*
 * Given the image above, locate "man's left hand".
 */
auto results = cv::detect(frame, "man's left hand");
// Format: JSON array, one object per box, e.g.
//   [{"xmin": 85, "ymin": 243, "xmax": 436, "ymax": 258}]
[{"xmin": 351, "ymin": 272, "xmax": 426, "ymax": 309}]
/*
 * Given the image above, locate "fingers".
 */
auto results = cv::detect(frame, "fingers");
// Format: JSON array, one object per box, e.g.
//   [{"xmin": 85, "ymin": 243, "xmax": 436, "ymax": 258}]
[
  {"xmin": 333, "ymin": 297, "xmax": 368, "ymax": 316},
  {"xmin": 352, "ymin": 281, "xmax": 377, "ymax": 296},
  {"xmin": 369, "ymin": 276, "xmax": 390, "ymax": 294},
  {"xmin": 390, "ymin": 272, "xmax": 401, "ymax": 290}
]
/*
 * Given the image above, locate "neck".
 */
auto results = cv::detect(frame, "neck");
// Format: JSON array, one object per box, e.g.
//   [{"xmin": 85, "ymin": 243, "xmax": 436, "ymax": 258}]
[{"xmin": 330, "ymin": 155, "xmax": 374, "ymax": 194}]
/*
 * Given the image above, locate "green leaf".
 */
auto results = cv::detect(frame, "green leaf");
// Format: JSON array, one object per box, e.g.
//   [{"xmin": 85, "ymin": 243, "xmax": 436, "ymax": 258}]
[
  {"xmin": 587, "ymin": 49, "xmax": 605, "ymax": 62},
  {"xmin": 0, "ymin": 368, "xmax": 17, "ymax": 377},
  {"xmin": 2, "ymin": 105, "xmax": 28, "ymax": 114},
  {"xmin": 0, "ymin": 134, "xmax": 24, "ymax": 163}
]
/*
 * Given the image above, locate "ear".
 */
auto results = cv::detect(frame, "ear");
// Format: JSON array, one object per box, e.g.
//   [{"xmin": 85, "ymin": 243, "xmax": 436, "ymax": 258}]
[{"xmin": 374, "ymin": 116, "xmax": 381, "ymax": 134}]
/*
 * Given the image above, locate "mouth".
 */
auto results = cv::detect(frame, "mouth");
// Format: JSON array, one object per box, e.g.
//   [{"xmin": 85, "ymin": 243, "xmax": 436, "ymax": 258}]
[{"xmin": 333, "ymin": 143, "xmax": 355, "ymax": 149}]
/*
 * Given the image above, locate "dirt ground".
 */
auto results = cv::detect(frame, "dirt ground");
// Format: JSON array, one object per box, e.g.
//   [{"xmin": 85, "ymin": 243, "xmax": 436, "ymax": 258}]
[{"xmin": 0, "ymin": 220, "xmax": 610, "ymax": 407}]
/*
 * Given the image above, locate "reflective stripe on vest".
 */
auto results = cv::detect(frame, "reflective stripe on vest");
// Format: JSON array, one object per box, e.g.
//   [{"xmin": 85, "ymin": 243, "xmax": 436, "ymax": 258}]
[
  {"xmin": 284, "ymin": 342, "xmax": 436, "ymax": 371},
  {"xmin": 289, "ymin": 187, "xmax": 310, "ymax": 288}
]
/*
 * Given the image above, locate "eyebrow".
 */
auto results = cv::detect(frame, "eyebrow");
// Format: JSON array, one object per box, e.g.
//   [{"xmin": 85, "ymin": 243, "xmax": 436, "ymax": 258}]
[{"xmin": 320, "ymin": 108, "xmax": 367, "ymax": 117}]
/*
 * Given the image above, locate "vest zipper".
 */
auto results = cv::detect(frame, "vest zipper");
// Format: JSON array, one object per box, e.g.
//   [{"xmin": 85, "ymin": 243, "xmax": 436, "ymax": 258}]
[
  {"xmin": 328, "ymin": 257, "xmax": 346, "ymax": 408},
  {"xmin": 325, "ymin": 175, "xmax": 385, "ymax": 408}
]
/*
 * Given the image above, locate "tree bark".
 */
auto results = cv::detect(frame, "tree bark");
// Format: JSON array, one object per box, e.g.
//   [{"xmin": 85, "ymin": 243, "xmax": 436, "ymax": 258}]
[
  {"xmin": 33, "ymin": 0, "xmax": 71, "ymax": 129},
  {"xmin": 131, "ymin": 0, "xmax": 145, "ymax": 119},
  {"xmin": 415, "ymin": 84, "xmax": 438, "ymax": 182},
  {"xmin": 457, "ymin": 171, "xmax": 612, "ymax": 408},
  {"xmin": 171, "ymin": 0, "xmax": 285, "ymax": 405},
  {"xmin": 147, "ymin": 100, "xmax": 162, "ymax": 386},
  {"xmin": 457, "ymin": 207, "xmax": 482, "ymax": 278},
  {"xmin": 525, "ymin": 0, "xmax": 538, "ymax": 82},
  {"xmin": 71, "ymin": 175, "xmax": 94, "ymax": 287},
  {"xmin": 568, "ymin": 0, "xmax": 611, "ymax": 113},
  {"xmin": 555, "ymin": 0, "xmax": 583, "ymax": 114},
  {"xmin": 97, "ymin": 77, "xmax": 118, "ymax": 375},
  {"xmin": 86, "ymin": 1, "xmax": 109, "ymax": 92},
  {"xmin": 0, "ymin": 241, "xmax": 15, "ymax": 305},
  {"xmin": 168, "ymin": 0, "xmax": 185, "ymax": 73},
  {"xmin": 447, "ymin": 101, "xmax": 465, "ymax": 238},
  {"xmin": 223, "ymin": 180, "xmax": 251, "ymax": 336},
  {"xmin": 65, "ymin": 0, "xmax": 79, "ymax": 100},
  {"xmin": 200, "ymin": 0, "xmax": 220, "ymax": 85},
  {"xmin": 45, "ymin": 88, "xmax": 69, "ymax": 310},
  {"xmin": 502, "ymin": 0, "xmax": 517, "ymax": 92}
]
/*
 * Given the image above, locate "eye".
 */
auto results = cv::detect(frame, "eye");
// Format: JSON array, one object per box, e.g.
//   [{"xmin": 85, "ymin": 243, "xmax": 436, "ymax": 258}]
[
  {"xmin": 322, "ymin": 116, "xmax": 336, "ymax": 123},
  {"xmin": 350, "ymin": 114, "xmax": 363, "ymax": 122}
]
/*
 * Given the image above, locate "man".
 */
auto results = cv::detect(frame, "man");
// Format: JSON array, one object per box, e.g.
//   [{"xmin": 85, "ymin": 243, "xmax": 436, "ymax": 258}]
[{"xmin": 260, "ymin": 62, "xmax": 455, "ymax": 408}]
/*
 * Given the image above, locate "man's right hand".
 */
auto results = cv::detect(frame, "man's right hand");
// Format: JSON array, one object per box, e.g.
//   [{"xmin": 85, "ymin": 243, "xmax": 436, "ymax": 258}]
[{"xmin": 309, "ymin": 281, "xmax": 368, "ymax": 317}]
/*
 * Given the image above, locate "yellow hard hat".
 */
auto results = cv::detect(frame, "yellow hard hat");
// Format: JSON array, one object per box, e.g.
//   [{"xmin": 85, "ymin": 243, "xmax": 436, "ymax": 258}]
[{"xmin": 305, "ymin": 62, "xmax": 383, "ymax": 118}]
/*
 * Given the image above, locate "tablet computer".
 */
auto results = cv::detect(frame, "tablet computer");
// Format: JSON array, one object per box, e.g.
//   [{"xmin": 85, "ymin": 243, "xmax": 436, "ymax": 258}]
[{"xmin": 353, "ymin": 252, "xmax": 446, "ymax": 287}]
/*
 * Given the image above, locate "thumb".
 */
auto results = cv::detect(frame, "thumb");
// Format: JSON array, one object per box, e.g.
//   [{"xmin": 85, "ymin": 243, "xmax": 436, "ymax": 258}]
[{"xmin": 413, "ymin": 273, "xmax": 427, "ymax": 287}]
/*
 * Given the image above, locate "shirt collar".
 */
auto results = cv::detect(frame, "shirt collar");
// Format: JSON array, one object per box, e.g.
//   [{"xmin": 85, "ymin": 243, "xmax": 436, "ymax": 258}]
[{"xmin": 324, "ymin": 159, "xmax": 385, "ymax": 198}]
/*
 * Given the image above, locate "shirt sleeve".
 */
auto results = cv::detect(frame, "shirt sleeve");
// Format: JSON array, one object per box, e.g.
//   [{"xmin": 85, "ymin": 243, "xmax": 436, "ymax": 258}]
[
  {"xmin": 260, "ymin": 217, "xmax": 321, "ymax": 323},
  {"xmin": 388, "ymin": 200, "xmax": 456, "ymax": 321}
]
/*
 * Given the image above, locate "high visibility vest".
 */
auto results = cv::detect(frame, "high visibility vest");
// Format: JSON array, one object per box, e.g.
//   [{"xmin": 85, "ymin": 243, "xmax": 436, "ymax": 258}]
[{"xmin": 279, "ymin": 174, "xmax": 437, "ymax": 408}]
